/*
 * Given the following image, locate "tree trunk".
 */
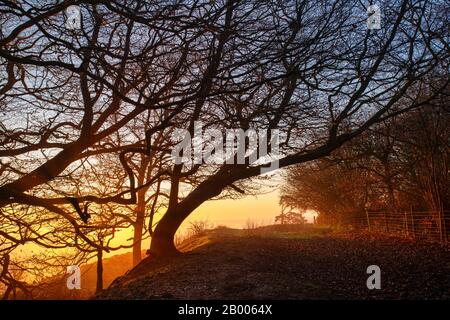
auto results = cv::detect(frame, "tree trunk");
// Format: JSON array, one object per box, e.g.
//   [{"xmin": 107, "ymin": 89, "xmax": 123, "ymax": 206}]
[
  {"xmin": 132, "ymin": 204, "xmax": 145, "ymax": 266},
  {"xmin": 149, "ymin": 180, "xmax": 223, "ymax": 257},
  {"xmin": 1, "ymin": 286, "xmax": 12, "ymax": 300},
  {"xmin": 95, "ymin": 249, "xmax": 103, "ymax": 294},
  {"xmin": 149, "ymin": 208, "xmax": 186, "ymax": 256},
  {"xmin": 132, "ymin": 180, "xmax": 148, "ymax": 266}
]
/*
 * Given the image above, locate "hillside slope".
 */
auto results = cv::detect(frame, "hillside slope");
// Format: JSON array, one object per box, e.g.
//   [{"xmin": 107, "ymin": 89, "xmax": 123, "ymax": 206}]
[
  {"xmin": 98, "ymin": 226, "xmax": 450, "ymax": 300},
  {"xmin": 31, "ymin": 250, "xmax": 145, "ymax": 299}
]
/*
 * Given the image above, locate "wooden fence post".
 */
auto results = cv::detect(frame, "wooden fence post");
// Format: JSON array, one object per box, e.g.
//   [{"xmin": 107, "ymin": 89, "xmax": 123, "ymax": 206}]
[
  {"xmin": 441, "ymin": 204, "xmax": 447, "ymax": 244},
  {"xmin": 410, "ymin": 207, "xmax": 415, "ymax": 239},
  {"xmin": 384, "ymin": 212, "xmax": 389, "ymax": 232},
  {"xmin": 366, "ymin": 209, "xmax": 371, "ymax": 232},
  {"xmin": 404, "ymin": 211, "xmax": 409, "ymax": 237}
]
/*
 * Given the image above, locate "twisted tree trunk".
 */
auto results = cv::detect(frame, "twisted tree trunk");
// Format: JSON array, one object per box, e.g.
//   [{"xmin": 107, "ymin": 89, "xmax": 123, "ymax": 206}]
[{"xmin": 149, "ymin": 180, "xmax": 224, "ymax": 256}]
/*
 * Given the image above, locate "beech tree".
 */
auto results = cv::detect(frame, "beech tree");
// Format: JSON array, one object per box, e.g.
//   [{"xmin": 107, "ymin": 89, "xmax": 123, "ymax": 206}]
[{"xmin": 146, "ymin": 0, "xmax": 449, "ymax": 255}]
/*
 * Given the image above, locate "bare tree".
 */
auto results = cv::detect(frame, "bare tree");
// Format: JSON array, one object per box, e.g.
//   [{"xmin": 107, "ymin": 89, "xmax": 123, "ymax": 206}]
[
  {"xmin": 280, "ymin": 79, "xmax": 449, "ymax": 228},
  {"xmin": 0, "ymin": 0, "xmax": 448, "ymax": 261},
  {"xmin": 147, "ymin": 0, "xmax": 449, "ymax": 255}
]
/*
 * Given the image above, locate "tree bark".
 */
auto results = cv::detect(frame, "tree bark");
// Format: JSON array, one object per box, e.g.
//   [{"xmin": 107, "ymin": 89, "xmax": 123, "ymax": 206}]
[
  {"xmin": 96, "ymin": 249, "xmax": 103, "ymax": 294},
  {"xmin": 149, "ymin": 210, "xmax": 184, "ymax": 256},
  {"xmin": 132, "ymin": 209, "xmax": 144, "ymax": 267},
  {"xmin": 132, "ymin": 158, "xmax": 152, "ymax": 266},
  {"xmin": 149, "ymin": 179, "xmax": 224, "ymax": 256}
]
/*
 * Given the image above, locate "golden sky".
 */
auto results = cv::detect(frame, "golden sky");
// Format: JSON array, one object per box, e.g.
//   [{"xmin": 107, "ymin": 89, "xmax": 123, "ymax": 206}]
[{"xmin": 186, "ymin": 190, "xmax": 281, "ymax": 228}]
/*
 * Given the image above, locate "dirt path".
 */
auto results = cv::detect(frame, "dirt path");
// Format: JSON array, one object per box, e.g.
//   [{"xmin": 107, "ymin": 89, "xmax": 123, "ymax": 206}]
[{"xmin": 97, "ymin": 229, "xmax": 450, "ymax": 300}]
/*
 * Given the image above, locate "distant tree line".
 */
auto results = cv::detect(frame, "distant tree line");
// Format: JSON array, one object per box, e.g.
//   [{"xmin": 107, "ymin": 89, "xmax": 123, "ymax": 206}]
[{"xmin": 281, "ymin": 80, "xmax": 449, "ymax": 228}]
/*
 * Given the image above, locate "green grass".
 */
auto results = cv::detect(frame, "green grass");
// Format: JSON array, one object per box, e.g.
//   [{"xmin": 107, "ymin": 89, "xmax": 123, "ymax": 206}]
[
  {"xmin": 181, "ymin": 224, "xmax": 334, "ymax": 249},
  {"xmin": 233, "ymin": 224, "xmax": 333, "ymax": 239},
  {"xmin": 267, "ymin": 231, "xmax": 327, "ymax": 240}
]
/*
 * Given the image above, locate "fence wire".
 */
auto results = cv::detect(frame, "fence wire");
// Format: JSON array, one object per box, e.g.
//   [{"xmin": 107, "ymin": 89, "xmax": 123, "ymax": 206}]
[{"xmin": 344, "ymin": 210, "xmax": 450, "ymax": 243}]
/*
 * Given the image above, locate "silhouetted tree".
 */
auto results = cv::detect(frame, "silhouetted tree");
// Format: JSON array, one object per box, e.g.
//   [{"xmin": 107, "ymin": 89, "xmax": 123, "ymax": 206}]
[{"xmin": 0, "ymin": 0, "xmax": 448, "ymax": 261}]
